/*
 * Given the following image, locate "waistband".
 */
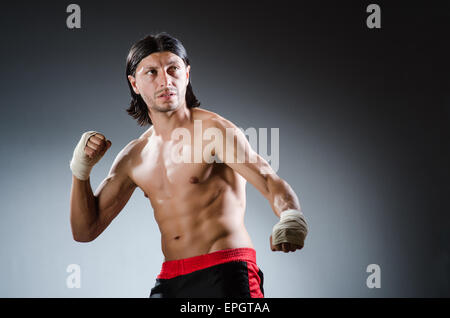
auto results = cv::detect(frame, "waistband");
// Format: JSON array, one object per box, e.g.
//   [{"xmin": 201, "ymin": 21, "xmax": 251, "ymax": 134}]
[{"xmin": 157, "ymin": 247, "xmax": 257, "ymax": 279}]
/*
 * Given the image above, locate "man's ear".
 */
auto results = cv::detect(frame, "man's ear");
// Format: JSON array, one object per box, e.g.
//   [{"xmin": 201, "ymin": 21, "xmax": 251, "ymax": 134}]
[
  {"xmin": 186, "ymin": 65, "xmax": 191, "ymax": 83},
  {"xmin": 127, "ymin": 75, "xmax": 140, "ymax": 95}
]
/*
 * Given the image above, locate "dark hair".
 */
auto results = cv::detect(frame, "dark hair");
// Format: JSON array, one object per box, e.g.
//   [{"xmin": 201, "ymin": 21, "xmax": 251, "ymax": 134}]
[{"xmin": 125, "ymin": 32, "xmax": 200, "ymax": 126}]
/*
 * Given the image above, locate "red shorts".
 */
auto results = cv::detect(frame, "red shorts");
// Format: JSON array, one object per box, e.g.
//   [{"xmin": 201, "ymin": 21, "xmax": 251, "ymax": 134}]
[{"xmin": 150, "ymin": 248, "xmax": 264, "ymax": 298}]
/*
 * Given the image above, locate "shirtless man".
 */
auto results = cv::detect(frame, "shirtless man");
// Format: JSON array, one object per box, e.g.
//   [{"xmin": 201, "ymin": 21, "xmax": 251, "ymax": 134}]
[{"xmin": 69, "ymin": 32, "xmax": 308, "ymax": 298}]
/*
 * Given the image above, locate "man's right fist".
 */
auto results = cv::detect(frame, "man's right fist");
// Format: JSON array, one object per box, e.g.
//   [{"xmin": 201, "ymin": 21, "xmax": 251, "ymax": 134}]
[
  {"xmin": 70, "ymin": 131, "xmax": 112, "ymax": 181},
  {"xmin": 84, "ymin": 132, "xmax": 112, "ymax": 160}
]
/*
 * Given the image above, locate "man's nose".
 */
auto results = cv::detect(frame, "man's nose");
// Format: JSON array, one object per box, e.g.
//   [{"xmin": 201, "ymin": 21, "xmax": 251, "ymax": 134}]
[{"xmin": 159, "ymin": 70, "xmax": 171, "ymax": 87}]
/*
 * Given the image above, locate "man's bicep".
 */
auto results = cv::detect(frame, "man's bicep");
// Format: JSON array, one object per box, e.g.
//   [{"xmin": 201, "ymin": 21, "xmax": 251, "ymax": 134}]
[
  {"xmin": 94, "ymin": 171, "xmax": 136, "ymax": 215},
  {"xmin": 214, "ymin": 119, "xmax": 275, "ymax": 198}
]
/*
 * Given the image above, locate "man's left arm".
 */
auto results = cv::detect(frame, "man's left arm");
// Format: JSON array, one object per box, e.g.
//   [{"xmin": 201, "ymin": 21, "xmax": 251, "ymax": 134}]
[{"xmin": 211, "ymin": 116, "xmax": 309, "ymax": 253}]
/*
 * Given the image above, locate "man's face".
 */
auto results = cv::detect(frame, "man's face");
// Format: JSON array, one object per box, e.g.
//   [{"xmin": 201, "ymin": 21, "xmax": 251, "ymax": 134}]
[{"xmin": 128, "ymin": 51, "xmax": 190, "ymax": 113}]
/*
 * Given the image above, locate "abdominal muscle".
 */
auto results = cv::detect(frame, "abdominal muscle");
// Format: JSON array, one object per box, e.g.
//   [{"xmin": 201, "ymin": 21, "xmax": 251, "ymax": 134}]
[{"xmin": 153, "ymin": 186, "xmax": 254, "ymax": 261}]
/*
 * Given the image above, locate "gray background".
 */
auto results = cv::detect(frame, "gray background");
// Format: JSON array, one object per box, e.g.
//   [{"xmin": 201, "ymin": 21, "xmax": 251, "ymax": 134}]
[{"xmin": 0, "ymin": 0, "xmax": 448, "ymax": 297}]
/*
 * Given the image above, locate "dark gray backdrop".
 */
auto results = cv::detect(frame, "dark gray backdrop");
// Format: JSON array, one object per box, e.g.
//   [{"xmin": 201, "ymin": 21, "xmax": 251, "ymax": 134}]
[{"xmin": 0, "ymin": 0, "xmax": 448, "ymax": 297}]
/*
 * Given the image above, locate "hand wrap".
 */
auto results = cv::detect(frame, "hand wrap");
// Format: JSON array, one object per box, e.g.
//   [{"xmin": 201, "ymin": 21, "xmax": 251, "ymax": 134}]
[
  {"xmin": 272, "ymin": 209, "xmax": 308, "ymax": 247},
  {"xmin": 70, "ymin": 131, "xmax": 101, "ymax": 180}
]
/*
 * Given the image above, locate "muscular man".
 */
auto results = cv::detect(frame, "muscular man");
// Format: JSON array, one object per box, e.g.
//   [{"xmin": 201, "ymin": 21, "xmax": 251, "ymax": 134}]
[{"xmin": 69, "ymin": 32, "xmax": 308, "ymax": 298}]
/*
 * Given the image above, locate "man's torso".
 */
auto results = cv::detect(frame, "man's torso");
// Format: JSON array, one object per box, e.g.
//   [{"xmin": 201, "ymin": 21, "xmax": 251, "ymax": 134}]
[{"xmin": 126, "ymin": 108, "xmax": 253, "ymax": 261}]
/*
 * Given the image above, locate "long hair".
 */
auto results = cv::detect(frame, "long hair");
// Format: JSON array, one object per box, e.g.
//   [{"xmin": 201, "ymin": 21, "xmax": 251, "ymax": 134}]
[{"xmin": 125, "ymin": 32, "xmax": 200, "ymax": 126}]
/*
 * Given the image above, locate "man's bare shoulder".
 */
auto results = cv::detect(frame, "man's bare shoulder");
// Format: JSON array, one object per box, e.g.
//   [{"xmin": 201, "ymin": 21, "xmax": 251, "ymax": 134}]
[
  {"xmin": 192, "ymin": 108, "xmax": 236, "ymax": 129},
  {"xmin": 111, "ymin": 127, "xmax": 153, "ymax": 170},
  {"xmin": 137, "ymin": 126, "xmax": 154, "ymax": 140},
  {"xmin": 124, "ymin": 126, "xmax": 154, "ymax": 150}
]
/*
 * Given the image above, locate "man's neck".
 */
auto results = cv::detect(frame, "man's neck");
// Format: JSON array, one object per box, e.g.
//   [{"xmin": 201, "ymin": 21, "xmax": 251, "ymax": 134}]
[{"xmin": 150, "ymin": 104, "xmax": 192, "ymax": 140}]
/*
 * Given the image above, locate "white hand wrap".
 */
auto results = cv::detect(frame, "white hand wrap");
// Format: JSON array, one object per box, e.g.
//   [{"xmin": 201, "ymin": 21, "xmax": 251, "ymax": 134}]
[
  {"xmin": 272, "ymin": 209, "xmax": 308, "ymax": 247},
  {"xmin": 70, "ymin": 131, "xmax": 100, "ymax": 181}
]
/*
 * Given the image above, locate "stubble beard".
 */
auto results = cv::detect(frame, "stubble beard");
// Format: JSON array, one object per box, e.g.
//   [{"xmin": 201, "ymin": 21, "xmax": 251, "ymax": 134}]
[
  {"xmin": 152, "ymin": 102, "xmax": 179, "ymax": 113},
  {"xmin": 149, "ymin": 96, "xmax": 180, "ymax": 113}
]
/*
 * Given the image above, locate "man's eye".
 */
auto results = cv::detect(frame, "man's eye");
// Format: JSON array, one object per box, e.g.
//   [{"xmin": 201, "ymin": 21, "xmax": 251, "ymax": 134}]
[{"xmin": 147, "ymin": 70, "xmax": 156, "ymax": 75}]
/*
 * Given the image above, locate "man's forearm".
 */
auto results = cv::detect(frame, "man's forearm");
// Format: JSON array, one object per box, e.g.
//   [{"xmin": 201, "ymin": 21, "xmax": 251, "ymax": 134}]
[
  {"xmin": 266, "ymin": 175, "xmax": 301, "ymax": 217},
  {"xmin": 70, "ymin": 175, "xmax": 98, "ymax": 241}
]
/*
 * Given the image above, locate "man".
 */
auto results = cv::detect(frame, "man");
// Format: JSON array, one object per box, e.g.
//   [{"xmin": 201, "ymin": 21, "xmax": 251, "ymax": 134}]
[{"xmin": 69, "ymin": 32, "xmax": 308, "ymax": 298}]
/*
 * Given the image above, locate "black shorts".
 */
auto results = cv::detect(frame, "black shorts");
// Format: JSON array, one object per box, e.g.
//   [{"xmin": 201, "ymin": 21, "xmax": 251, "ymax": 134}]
[{"xmin": 149, "ymin": 248, "xmax": 264, "ymax": 298}]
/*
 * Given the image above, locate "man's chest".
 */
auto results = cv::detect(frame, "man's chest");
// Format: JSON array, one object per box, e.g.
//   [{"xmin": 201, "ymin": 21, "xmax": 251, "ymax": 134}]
[{"xmin": 129, "ymin": 137, "xmax": 218, "ymax": 194}]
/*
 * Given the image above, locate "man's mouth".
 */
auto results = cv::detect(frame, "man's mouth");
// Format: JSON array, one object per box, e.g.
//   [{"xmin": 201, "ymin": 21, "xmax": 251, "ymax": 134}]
[{"xmin": 159, "ymin": 91, "xmax": 176, "ymax": 98}]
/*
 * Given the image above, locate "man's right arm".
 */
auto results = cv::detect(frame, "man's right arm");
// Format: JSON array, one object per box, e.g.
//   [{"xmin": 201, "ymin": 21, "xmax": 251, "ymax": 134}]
[{"xmin": 70, "ymin": 135, "xmax": 138, "ymax": 242}]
